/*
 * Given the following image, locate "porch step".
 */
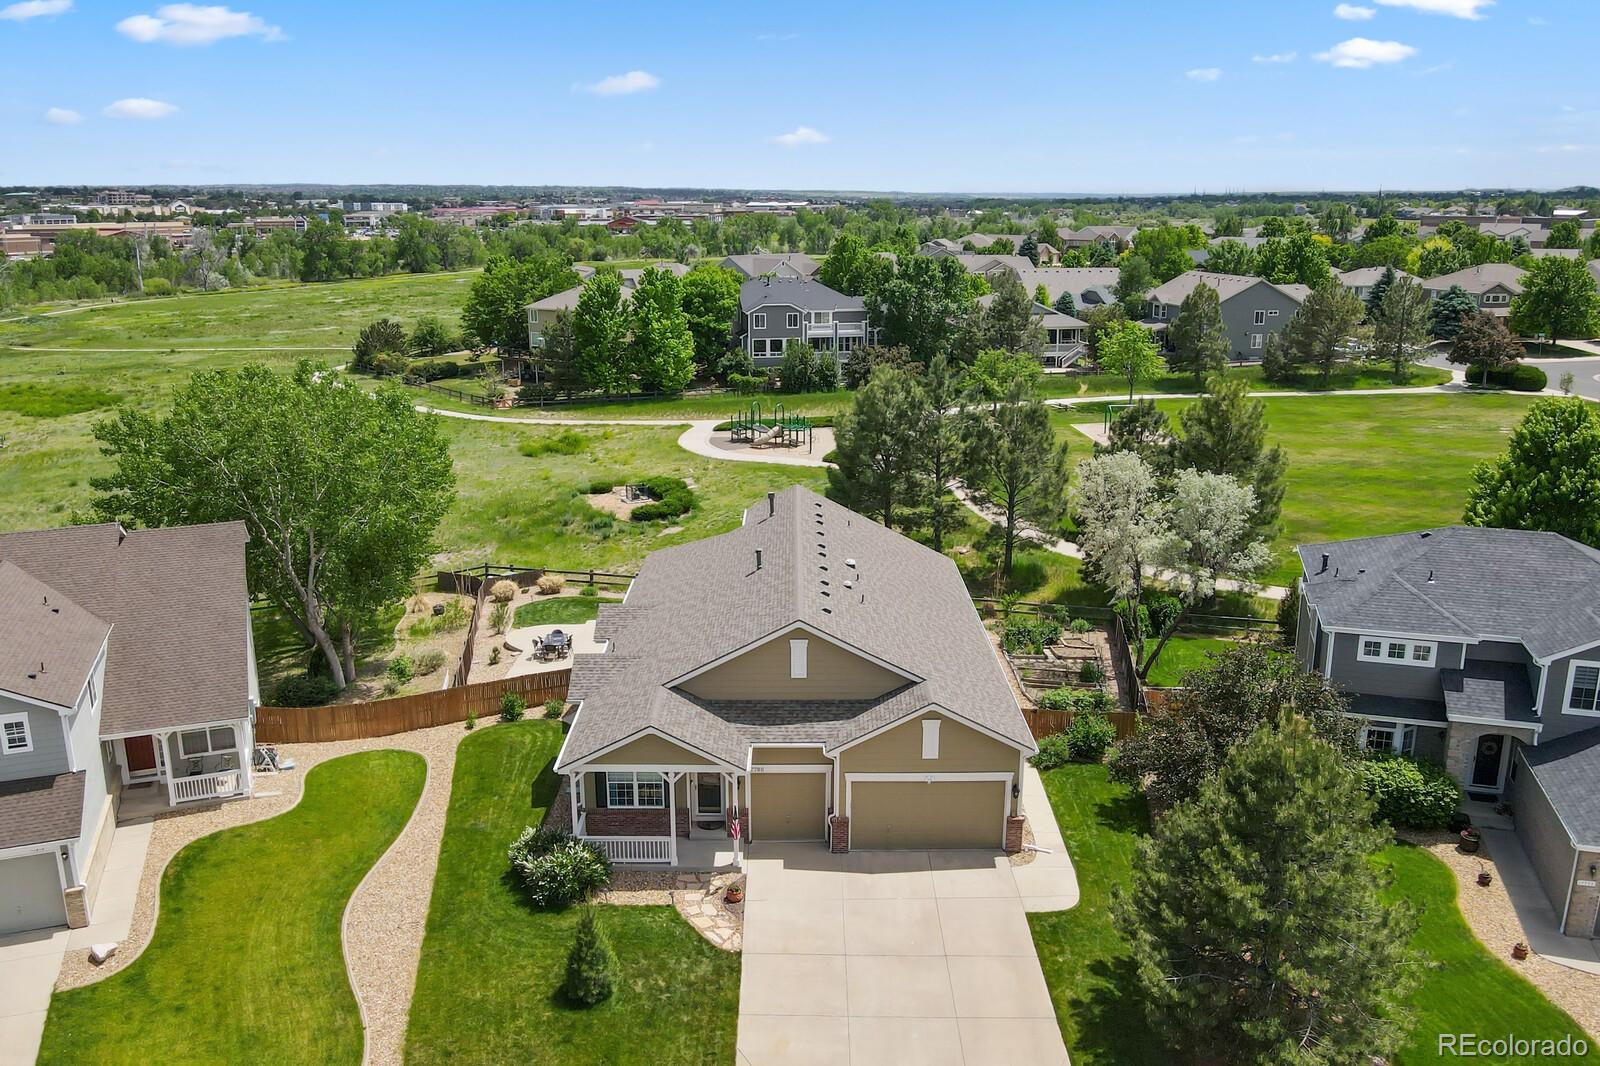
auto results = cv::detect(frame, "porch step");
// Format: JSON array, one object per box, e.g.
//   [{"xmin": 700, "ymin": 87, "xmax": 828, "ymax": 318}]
[{"xmin": 1461, "ymin": 800, "xmax": 1515, "ymax": 831}]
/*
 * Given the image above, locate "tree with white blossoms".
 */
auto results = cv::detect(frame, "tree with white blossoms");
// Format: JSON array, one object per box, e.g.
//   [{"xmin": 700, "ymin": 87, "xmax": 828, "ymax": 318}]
[{"xmin": 1074, "ymin": 452, "xmax": 1271, "ymax": 681}]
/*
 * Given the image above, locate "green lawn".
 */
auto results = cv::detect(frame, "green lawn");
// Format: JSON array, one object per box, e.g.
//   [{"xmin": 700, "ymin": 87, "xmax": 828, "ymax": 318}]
[
  {"xmin": 405, "ymin": 721, "xmax": 740, "ymax": 1065},
  {"xmin": 39, "ymin": 750, "xmax": 426, "ymax": 1066},
  {"xmin": 1039, "ymin": 361, "xmax": 1451, "ymax": 401},
  {"xmin": 511, "ymin": 595, "xmax": 618, "ymax": 628},
  {"xmin": 1055, "ymin": 392, "xmax": 1537, "ymax": 585},
  {"xmin": 1142, "ymin": 634, "xmax": 1240, "ymax": 688},
  {"xmin": 435, "ymin": 420, "xmax": 824, "ymax": 570},
  {"xmin": 1377, "ymin": 843, "xmax": 1600, "ymax": 1065},
  {"xmin": 1028, "ymin": 764, "xmax": 1597, "ymax": 1065}
]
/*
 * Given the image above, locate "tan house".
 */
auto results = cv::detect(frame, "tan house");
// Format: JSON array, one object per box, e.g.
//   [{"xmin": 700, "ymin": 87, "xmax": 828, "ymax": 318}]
[{"xmin": 554, "ymin": 487, "xmax": 1037, "ymax": 865}]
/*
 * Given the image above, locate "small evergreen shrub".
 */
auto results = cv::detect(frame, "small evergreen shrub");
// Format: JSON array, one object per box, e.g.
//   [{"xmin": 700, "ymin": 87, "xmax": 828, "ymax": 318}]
[
  {"xmin": 387, "ymin": 655, "xmax": 414, "ymax": 685},
  {"xmin": 562, "ymin": 908, "xmax": 617, "ymax": 1006},
  {"xmin": 415, "ymin": 649, "xmax": 446, "ymax": 675},
  {"xmin": 271, "ymin": 674, "xmax": 340, "ymax": 707},
  {"xmin": 521, "ymin": 840, "xmax": 613, "ymax": 908},
  {"xmin": 489, "ymin": 579, "xmax": 518, "ymax": 603},
  {"xmin": 580, "ymin": 584, "xmax": 598, "ymax": 598},
  {"xmin": 500, "ymin": 692, "xmax": 527, "ymax": 722},
  {"xmin": 1031, "ymin": 733, "xmax": 1073, "ymax": 770},
  {"xmin": 586, "ymin": 479, "xmax": 615, "ymax": 494},
  {"xmin": 630, "ymin": 477, "xmax": 697, "ymax": 522},
  {"xmin": 1486, "ymin": 363, "xmax": 1548, "ymax": 392},
  {"xmin": 464, "ymin": 710, "xmax": 476, "ymax": 730},
  {"xmin": 1064, "ymin": 713, "xmax": 1117, "ymax": 764},
  {"xmin": 1357, "ymin": 755, "xmax": 1460, "ymax": 830},
  {"xmin": 545, "ymin": 698, "xmax": 567, "ymax": 719}
]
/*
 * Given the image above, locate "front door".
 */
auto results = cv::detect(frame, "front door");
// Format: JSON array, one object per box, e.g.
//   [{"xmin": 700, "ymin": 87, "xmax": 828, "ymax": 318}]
[
  {"xmin": 125, "ymin": 735, "xmax": 158, "ymax": 776},
  {"xmin": 694, "ymin": 774, "xmax": 724, "ymax": 821},
  {"xmin": 1470, "ymin": 734, "xmax": 1507, "ymax": 791}
]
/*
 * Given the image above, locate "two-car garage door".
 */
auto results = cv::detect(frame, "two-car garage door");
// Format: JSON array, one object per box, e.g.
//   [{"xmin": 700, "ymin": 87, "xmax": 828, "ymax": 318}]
[
  {"xmin": 849, "ymin": 779, "xmax": 1007, "ymax": 851},
  {"xmin": 0, "ymin": 852, "xmax": 67, "ymax": 935}
]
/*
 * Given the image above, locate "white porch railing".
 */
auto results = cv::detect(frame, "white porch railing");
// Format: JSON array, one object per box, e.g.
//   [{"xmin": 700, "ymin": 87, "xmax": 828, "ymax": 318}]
[
  {"xmin": 170, "ymin": 769, "xmax": 246, "ymax": 805},
  {"xmin": 588, "ymin": 836, "xmax": 673, "ymax": 864}
]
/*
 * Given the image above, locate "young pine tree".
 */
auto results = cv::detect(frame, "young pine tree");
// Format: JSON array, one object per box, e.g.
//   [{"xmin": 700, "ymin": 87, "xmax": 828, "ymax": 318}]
[
  {"xmin": 1115, "ymin": 717, "xmax": 1419, "ymax": 1065},
  {"xmin": 562, "ymin": 907, "xmax": 617, "ymax": 1007}
]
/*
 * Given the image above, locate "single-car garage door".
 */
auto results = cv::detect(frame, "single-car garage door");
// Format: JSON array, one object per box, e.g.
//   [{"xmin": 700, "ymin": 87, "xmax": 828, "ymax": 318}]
[
  {"xmin": 850, "ymin": 779, "xmax": 1007, "ymax": 850},
  {"xmin": 751, "ymin": 772, "xmax": 827, "ymax": 841},
  {"xmin": 0, "ymin": 852, "xmax": 66, "ymax": 935}
]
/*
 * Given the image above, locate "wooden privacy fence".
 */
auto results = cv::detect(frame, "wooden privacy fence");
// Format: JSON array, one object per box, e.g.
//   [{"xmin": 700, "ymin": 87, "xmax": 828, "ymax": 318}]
[
  {"xmin": 256, "ymin": 670, "xmax": 571, "ymax": 743},
  {"xmin": 1024, "ymin": 707, "xmax": 1139, "ymax": 742},
  {"xmin": 437, "ymin": 563, "xmax": 635, "ymax": 597}
]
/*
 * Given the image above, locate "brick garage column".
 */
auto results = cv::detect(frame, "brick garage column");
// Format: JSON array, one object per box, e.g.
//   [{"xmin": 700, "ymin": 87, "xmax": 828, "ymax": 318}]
[
  {"xmin": 1004, "ymin": 816, "xmax": 1026, "ymax": 854},
  {"xmin": 63, "ymin": 885, "xmax": 89, "ymax": 929},
  {"xmin": 829, "ymin": 814, "xmax": 850, "ymax": 854}
]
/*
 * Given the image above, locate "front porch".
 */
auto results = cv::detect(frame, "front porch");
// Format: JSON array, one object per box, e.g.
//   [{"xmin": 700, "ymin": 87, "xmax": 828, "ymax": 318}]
[
  {"xmin": 109, "ymin": 718, "xmax": 254, "ymax": 820},
  {"xmin": 567, "ymin": 767, "xmax": 745, "ymax": 869}
]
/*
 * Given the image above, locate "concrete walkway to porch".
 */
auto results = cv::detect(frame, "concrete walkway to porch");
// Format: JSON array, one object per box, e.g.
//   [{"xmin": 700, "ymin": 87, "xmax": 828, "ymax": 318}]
[
  {"xmin": 0, "ymin": 817, "xmax": 152, "ymax": 1066},
  {"xmin": 1482, "ymin": 828, "xmax": 1600, "ymax": 976}
]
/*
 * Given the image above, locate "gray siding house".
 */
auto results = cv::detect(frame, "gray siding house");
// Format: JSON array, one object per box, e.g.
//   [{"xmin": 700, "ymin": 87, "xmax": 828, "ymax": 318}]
[
  {"xmin": 1337, "ymin": 266, "xmax": 1419, "ymax": 304},
  {"xmin": 736, "ymin": 277, "xmax": 874, "ymax": 367},
  {"xmin": 1296, "ymin": 526, "xmax": 1600, "ymax": 938},
  {"xmin": 0, "ymin": 522, "xmax": 258, "ymax": 936},
  {"xmin": 719, "ymin": 253, "xmax": 819, "ymax": 280},
  {"xmin": 524, "ymin": 262, "xmax": 690, "ymax": 349},
  {"xmin": 1145, "ymin": 271, "xmax": 1309, "ymax": 362},
  {"xmin": 1421, "ymin": 263, "xmax": 1526, "ymax": 319}
]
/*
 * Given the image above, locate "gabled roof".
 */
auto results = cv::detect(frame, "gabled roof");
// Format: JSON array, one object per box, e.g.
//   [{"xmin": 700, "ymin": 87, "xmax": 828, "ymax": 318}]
[
  {"xmin": 739, "ymin": 276, "xmax": 862, "ymax": 314},
  {"xmin": 1337, "ymin": 266, "xmax": 1419, "ymax": 288},
  {"xmin": 721, "ymin": 253, "xmax": 820, "ymax": 279},
  {"xmin": 1013, "ymin": 267, "xmax": 1121, "ymax": 305},
  {"xmin": 949, "ymin": 253, "xmax": 1034, "ymax": 277},
  {"xmin": 558, "ymin": 487, "xmax": 1032, "ymax": 769},
  {"xmin": 1148, "ymin": 270, "xmax": 1307, "ymax": 307},
  {"xmin": 0, "ymin": 771, "xmax": 85, "ymax": 849},
  {"xmin": 0, "ymin": 522, "xmax": 252, "ymax": 736},
  {"xmin": 527, "ymin": 262, "xmax": 688, "ymax": 312},
  {"xmin": 1521, "ymin": 727, "xmax": 1600, "ymax": 847},
  {"xmin": 0, "ymin": 561, "xmax": 109, "ymax": 709},
  {"xmin": 1421, "ymin": 263, "xmax": 1526, "ymax": 295},
  {"xmin": 1297, "ymin": 527, "xmax": 1600, "ymax": 661},
  {"xmin": 976, "ymin": 293, "xmax": 1086, "ymax": 329}
]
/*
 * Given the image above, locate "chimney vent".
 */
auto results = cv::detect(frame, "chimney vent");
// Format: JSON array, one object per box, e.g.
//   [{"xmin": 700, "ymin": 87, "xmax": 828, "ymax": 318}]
[
  {"xmin": 1427, "ymin": 569, "xmax": 1435, "ymax": 583},
  {"xmin": 768, "ymin": 491, "xmax": 776, "ymax": 516},
  {"xmin": 1319, "ymin": 552, "xmax": 1330, "ymax": 574},
  {"xmin": 755, "ymin": 549, "xmax": 763, "ymax": 571}
]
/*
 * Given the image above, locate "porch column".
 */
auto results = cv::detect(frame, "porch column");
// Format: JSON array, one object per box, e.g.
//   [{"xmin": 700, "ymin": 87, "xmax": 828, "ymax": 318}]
[
  {"xmin": 235, "ymin": 718, "xmax": 253, "ymax": 797},
  {"xmin": 159, "ymin": 731, "xmax": 176, "ymax": 807},
  {"xmin": 568, "ymin": 773, "xmax": 580, "ymax": 835},
  {"xmin": 665, "ymin": 772, "xmax": 682, "ymax": 867}
]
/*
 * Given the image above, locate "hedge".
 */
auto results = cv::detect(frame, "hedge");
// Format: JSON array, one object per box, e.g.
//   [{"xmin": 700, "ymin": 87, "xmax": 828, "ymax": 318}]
[
  {"xmin": 629, "ymin": 476, "xmax": 696, "ymax": 522},
  {"xmin": 1486, "ymin": 363, "xmax": 1548, "ymax": 392},
  {"xmin": 1357, "ymin": 754, "xmax": 1460, "ymax": 830}
]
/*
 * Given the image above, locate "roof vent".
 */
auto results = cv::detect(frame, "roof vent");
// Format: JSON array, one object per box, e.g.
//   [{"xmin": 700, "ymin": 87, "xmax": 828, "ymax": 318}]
[
  {"xmin": 845, "ymin": 558, "xmax": 857, "ymax": 569},
  {"xmin": 1319, "ymin": 552, "xmax": 1330, "ymax": 574},
  {"xmin": 768, "ymin": 491, "xmax": 776, "ymax": 516},
  {"xmin": 1418, "ymin": 530, "xmax": 1433, "ymax": 539},
  {"xmin": 1427, "ymin": 569, "xmax": 1435, "ymax": 583},
  {"xmin": 755, "ymin": 549, "xmax": 763, "ymax": 571}
]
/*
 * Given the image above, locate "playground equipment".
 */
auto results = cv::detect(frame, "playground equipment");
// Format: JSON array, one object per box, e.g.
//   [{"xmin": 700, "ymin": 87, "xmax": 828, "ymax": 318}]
[
  {"xmin": 1102, "ymin": 402, "xmax": 1137, "ymax": 432},
  {"xmin": 728, "ymin": 400, "xmax": 815, "ymax": 453}
]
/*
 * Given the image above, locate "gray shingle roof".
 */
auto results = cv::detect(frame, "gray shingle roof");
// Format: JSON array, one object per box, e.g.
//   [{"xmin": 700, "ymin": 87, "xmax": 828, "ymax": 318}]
[
  {"xmin": 1521, "ymin": 727, "xmax": 1600, "ymax": 846},
  {"xmin": 0, "ymin": 523, "xmax": 252, "ymax": 736},
  {"xmin": 0, "ymin": 771, "xmax": 85, "ymax": 849},
  {"xmin": 721, "ymin": 253, "xmax": 820, "ymax": 279},
  {"xmin": 1149, "ymin": 270, "xmax": 1306, "ymax": 307},
  {"xmin": 1013, "ymin": 267, "xmax": 1121, "ymax": 305},
  {"xmin": 558, "ymin": 486, "xmax": 1032, "ymax": 770},
  {"xmin": 0, "ymin": 561, "xmax": 110, "ymax": 709},
  {"xmin": 1440, "ymin": 660, "xmax": 1537, "ymax": 725},
  {"xmin": 739, "ymin": 276, "xmax": 862, "ymax": 314},
  {"xmin": 1297, "ymin": 527, "xmax": 1600, "ymax": 661},
  {"xmin": 1421, "ymin": 263, "xmax": 1526, "ymax": 295},
  {"xmin": 1338, "ymin": 266, "xmax": 1419, "ymax": 288}
]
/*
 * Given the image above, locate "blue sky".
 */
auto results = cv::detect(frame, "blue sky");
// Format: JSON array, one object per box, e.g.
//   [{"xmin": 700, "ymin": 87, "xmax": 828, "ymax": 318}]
[{"xmin": 3, "ymin": 0, "xmax": 1597, "ymax": 193}]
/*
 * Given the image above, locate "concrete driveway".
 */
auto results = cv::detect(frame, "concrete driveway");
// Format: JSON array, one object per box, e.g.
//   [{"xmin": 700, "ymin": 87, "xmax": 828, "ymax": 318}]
[{"xmin": 736, "ymin": 767, "xmax": 1076, "ymax": 1065}]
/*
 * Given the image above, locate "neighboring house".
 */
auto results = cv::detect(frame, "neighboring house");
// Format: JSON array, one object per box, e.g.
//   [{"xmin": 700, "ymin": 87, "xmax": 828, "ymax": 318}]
[
  {"xmin": 719, "ymin": 253, "xmax": 820, "ymax": 279},
  {"xmin": 1144, "ymin": 270, "xmax": 1309, "ymax": 361},
  {"xmin": 1014, "ymin": 266, "xmax": 1123, "ymax": 311},
  {"xmin": 0, "ymin": 522, "xmax": 258, "ymax": 936},
  {"xmin": 1057, "ymin": 225, "xmax": 1137, "ymax": 250},
  {"xmin": 1479, "ymin": 221, "xmax": 1550, "ymax": 248},
  {"xmin": 1337, "ymin": 266, "xmax": 1419, "ymax": 304},
  {"xmin": 1528, "ymin": 247, "xmax": 1584, "ymax": 261},
  {"xmin": 1295, "ymin": 526, "xmax": 1600, "ymax": 939},
  {"xmin": 735, "ymin": 276, "xmax": 874, "ymax": 366},
  {"xmin": 553, "ymin": 487, "xmax": 1037, "ymax": 864},
  {"xmin": 524, "ymin": 262, "xmax": 691, "ymax": 349},
  {"xmin": 1421, "ymin": 264, "xmax": 1526, "ymax": 318},
  {"xmin": 948, "ymin": 253, "xmax": 1035, "ymax": 280},
  {"xmin": 976, "ymin": 293, "xmax": 1086, "ymax": 369},
  {"xmin": 918, "ymin": 238, "xmax": 963, "ymax": 257}
]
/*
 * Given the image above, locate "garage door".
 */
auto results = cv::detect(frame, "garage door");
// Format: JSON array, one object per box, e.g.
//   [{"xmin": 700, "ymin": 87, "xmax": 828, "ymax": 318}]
[
  {"xmin": 751, "ymin": 772, "xmax": 827, "ymax": 841},
  {"xmin": 0, "ymin": 852, "xmax": 66, "ymax": 935},
  {"xmin": 850, "ymin": 779, "xmax": 1007, "ymax": 850}
]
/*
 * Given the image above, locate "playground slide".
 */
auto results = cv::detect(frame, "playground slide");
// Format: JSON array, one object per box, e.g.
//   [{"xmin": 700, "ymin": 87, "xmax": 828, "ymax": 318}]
[{"xmin": 750, "ymin": 424, "xmax": 784, "ymax": 447}]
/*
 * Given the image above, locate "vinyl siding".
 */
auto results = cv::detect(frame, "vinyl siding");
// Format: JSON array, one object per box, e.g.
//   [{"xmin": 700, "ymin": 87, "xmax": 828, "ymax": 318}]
[
  {"xmin": 584, "ymin": 733, "xmax": 718, "ymax": 767},
  {"xmin": 1510, "ymin": 751, "xmax": 1579, "ymax": 916},
  {"xmin": 839, "ymin": 713, "xmax": 1020, "ymax": 815},
  {"xmin": 1326, "ymin": 631, "xmax": 1465, "ymax": 701},
  {"xmin": 1539, "ymin": 653, "xmax": 1600, "ymax": 741},
  {"xmin": 0, "ymin": 696, "xmax": 70, "ymax": 782},
  {"xmin": 751, "ymin": 745, "xmax": 833, "ymax": 766},
  {"xmin": 69, "ymin": 653, "xmax": 111, "ymax": 862},
  {"xmin": 678, "ymin": 629, "xmax": 908, "ymax": 702}
]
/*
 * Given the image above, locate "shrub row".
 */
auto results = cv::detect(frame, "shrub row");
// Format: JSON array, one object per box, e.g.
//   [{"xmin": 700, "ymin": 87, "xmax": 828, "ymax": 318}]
[
  {"xmin": 630, "ymin": 476, "xmax": 696, "ymax": 522},
  {"xmin": 1036, "ymin": 687, "xmax": 1113, "ymax": 713},
  {"xmin": 404, "ymin": 359, "xmax": 465, "ymax": 383},
  {"xmin": 1485, "ymin": 363, "xmax": 1548, "ymax": 392},
  {"xmin": 1356, "ymin": 754, "xmax": 1460, "ymax": 830},
  {"xmin": 1030, "ymin": 714, "xmax": 1118, "ymax": 769},
  {"xmin": 271, "ymin": 673, "xmax": 340, "ymax": 707}
]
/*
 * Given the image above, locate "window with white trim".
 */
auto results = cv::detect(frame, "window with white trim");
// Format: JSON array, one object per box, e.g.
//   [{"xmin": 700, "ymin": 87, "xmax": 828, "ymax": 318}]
[
  {"xmin": 752, "ymin": 339, "xmax": 768, "ymax": 355},
  {"xmin": 789, "ymin": 638, "xmax": 808, "ymax": 679},
  {"xmin": 0, "ymin": 712, "xmax": 32, "ymax": 755},
  {"xmin": 1360, "ymin": 720, "xmax": 1416, "ymax": 756},
  {"xmin": 179, "ymin": 725, "xmax": 237, "ymax": 758},
  {"xmin": 605, "ymin": 771, "xmax": 666, "ymax": 808},
  {"xmin": 922, "ymin": 719, "xmax": 941, "ymax": 759},
  {"xmin": 1254, "ymin": 310, "xmax": 1267, "ymax": 325},
  {"xmin": 1356, "ymin": 636, "xmax": 1436, "ymax": 668},
  {"xmin": 1483, "ymin": 292, "xmax": 1509, "ymax": 305},
  {"xmin": 751, "ymin": 312, "xmax": 767, "ymax": 329},
  {"xmin": 1565, "ymin": 662, "xmax": 1600, "ymax": 715},
  {"xmin": 1250, "ymin": 333, "xmax": 1264, "ymax": 349},
  {"xmin": 810, "ymin": 310, "xmax": 832, "ymax": 326},
  {"xmin": 786, "ymin": 312, "xmax": 800, "ymax": 329}
]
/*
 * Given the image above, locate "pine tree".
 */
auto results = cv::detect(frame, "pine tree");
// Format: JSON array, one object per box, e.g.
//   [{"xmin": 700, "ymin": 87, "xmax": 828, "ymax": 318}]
[
  {"xmin": 1095, "ymin": 399, "xmax": 1175, "ymax": 477},
  {"xmin": 827, "ymin": 365, "xmax": 924, "ymax": 529},
  {"xmin": 914, "ymin": 355, "xmax": 967, "ymax": 552},
  {"xmin": 562, "ymin": 907, "xmax": 617, "ymax": 1007},
  {"xmin": 960, "ymin": 375, "xmax": 1069, "ymax": 578},
  {"xmin": 1364, "ymin": 264, "xmax": 1396, "ymax": 320},
  {"xmin": 1166, "ymin": 282, "xmax": 1230, "ymax": 385},
  {"xmin": 1115, "ymin": 717, "xmax": 1419, "ymax": 1065},
  {"xmin": 1427, "ymin": 284, "xmax": 1479, "ymax": 340},
  {"xmin": 1174, "ymin": 376, "xmax": 1286, "ymax": 538},
  {"xmin": 1018, "ymin": 234, "xmax": 1040, "ymax": 266},
  {"xmin": 1053, "ymin": 290, "xmax": 1076, "ymax": 316}
]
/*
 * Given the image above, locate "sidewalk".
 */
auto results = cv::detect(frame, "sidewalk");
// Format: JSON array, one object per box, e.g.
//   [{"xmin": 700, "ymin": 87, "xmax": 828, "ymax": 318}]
[{"xmin": 1013, "ymin": 765, "xmax": 1081, "ymax": 912}]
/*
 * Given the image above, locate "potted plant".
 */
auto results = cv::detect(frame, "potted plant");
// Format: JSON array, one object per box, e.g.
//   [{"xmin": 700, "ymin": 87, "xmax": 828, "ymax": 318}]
[
  {"xmin": 725, "ymin": 881, "xmax": 744, "ymax": 905},
  {"xmin": 1512, "ymin": 942, "xmax": 1530, "ymax": 961},
  {"xmin": 1459, "ymin": 827, "xmax": 1482, "ymax": 853},
  {"xmin": 1477, "ymin": 870, "xmax": 1493, "ymax": 887}
]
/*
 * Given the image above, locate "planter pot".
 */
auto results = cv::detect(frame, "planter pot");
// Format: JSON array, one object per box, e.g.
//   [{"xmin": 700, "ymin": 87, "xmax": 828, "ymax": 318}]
[
  {"xmin": 724, "ymin": 884, "xmax": 744, "ymax": 905},
  {"xmin": 1459, "ymin": 829, "xmax": 1482, "ymax": 854},
  {"xmin": 1512, "ymin": 942, "xmax": 1530, "ymax": 961},
  {"xmin": 1478, "ymin": 871, "xmax": 1493, "ymax": 887}
]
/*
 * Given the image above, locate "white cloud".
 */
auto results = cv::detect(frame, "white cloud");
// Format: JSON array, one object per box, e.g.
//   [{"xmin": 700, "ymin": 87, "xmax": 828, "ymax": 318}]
[
  {"xmin": 1334, "ymin": 4, "xmax": 1376, "ymax": 19},
  {"xmin": 0, "ymin": 0, "xmax": 71, "ymax": 19},
  {"xmin": 1186, "ymin": 67, "xmax": 1222, "ymax": 81},
  {"xmin": 1538, "ymin": 144, "xmax": 1597, "ymax": 154},
  {"xmin": 116, "ymin": 4, "xmax": 282, "ymax": 46},
  {"xmin": 1252, "ymin": 51, "xmax": 1298, "ymax": 63},
  {"xmin": 1528, "ymin": 15, "xmax": 1547, "ymax": 25},
  {"xmin": 773, "ymin": 126, "xmax": 829, "ymax": 147},
  {"xmin": 1314, "ymin": 37, "xmax": 1417, "ymax": 68},
  {"xmin": 103, "ymin": 97, "xmax": 177, "ymax": 119},
  {"xmin": 43, "ymin": 106, "xmax": 82, "ymax": 123},
  {"xmin": 1374, "ymin": 0, "xmax": 1492, "ymax": 18},
  {"xmin": 580, "ymin": 70, "xmax": 660, "ymax": 96}
]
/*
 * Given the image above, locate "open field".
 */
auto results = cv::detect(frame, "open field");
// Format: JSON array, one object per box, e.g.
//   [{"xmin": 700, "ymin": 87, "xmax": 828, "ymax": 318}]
[
  {"xmin": 405, "ymin": 721, "xmax": 739, "ymax": 1065},
  {"xmin": 39, "ymin": 750, "xmax": 426, "ymax": 1066}
]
